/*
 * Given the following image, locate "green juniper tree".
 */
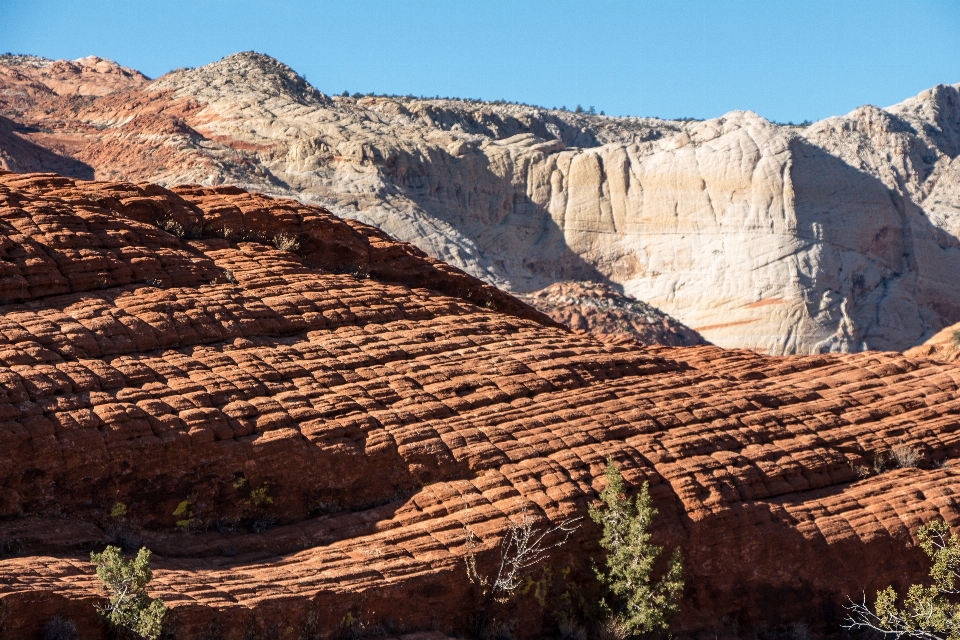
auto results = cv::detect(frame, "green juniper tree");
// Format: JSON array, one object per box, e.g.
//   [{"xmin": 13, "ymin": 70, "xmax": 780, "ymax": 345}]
[
  {"xmin": 90, "ymin": 545, "xmax": 167, "ymax": 640},
  {"xmin": 845, "ymin": 520, "xmax": 960, "ymax": 640},
  {"xmin": 589, "ymin": 459, "xmax": 683, "ymax": 636}
]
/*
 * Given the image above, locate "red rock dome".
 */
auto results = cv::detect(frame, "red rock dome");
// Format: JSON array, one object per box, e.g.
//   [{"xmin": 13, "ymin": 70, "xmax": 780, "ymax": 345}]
[{"xmin": 1, "ymin": 171, "xmax": 959, "ymax": 639}]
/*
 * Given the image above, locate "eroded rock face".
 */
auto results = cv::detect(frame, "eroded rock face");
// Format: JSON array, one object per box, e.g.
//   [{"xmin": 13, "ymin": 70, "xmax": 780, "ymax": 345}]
[
  {"xmin": 518, "ymin": 281, "xmax": 706, "ymax": 347},
  {"xmin": 2, "ymin": 172, "xmax": 960, "ymax": 639},
  {"xmin": 2, "ymin": 53, "xmax": 959, "ymax": 353}
]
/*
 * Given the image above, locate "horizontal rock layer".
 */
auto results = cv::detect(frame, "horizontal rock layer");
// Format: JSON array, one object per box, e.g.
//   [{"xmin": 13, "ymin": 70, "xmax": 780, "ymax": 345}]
[
  {"xmin": 0, "ymin": 173, "xmax": 959, "ymax": 638},
  {"xmin": 1, "ymin": 53, "xmax": 959, "ymax": 352}
]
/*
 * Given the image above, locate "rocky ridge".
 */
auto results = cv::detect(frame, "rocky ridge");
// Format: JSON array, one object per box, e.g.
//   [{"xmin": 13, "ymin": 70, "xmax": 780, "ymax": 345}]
[
  {"xmin": 2, "ymin": 172, "xmax": 960, "ymax": 638},
  {"xmin": 0, "ymin": 52, "xmax": 959, "ymax": 353},
  {"xmin": 518, "ymin": 281, "xmax": 706, "ymax": 347}
]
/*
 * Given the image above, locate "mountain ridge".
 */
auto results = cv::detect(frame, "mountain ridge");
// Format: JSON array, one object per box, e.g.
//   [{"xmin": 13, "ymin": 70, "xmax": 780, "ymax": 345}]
[{"xmin": 1, "ymin": 51, "xmax": 958, "ymax": 354}]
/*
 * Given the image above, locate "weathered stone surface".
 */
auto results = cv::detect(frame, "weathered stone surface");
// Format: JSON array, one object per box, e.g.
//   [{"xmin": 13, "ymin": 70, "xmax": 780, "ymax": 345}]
[
  {"xmin": 905, "ymin": 322, "xmax": 960, "ymax": 362},
  {"xmin": 518, "ymin": 281, "xmax": 706, "ymax": 347},
  {"xmin": 2, "ymin": 53, "xmax": 959, "ymax": 353},
  {"xmin": 1, "ymin": 172, "xmax": 960, "ymax": 638}
]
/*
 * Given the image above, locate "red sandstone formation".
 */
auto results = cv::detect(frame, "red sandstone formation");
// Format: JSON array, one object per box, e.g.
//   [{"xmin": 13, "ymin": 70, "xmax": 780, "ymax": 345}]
[
  {"xmin": 519, "ymin": 281, "xmax": 706, "ymax": 347},
  {"xmin": 1, "ymin": 172, "xmax": 960, "ymax": 639},
  {"xmin": 905, "ymin": 323, "xmax": 960, "ymax": 363}
]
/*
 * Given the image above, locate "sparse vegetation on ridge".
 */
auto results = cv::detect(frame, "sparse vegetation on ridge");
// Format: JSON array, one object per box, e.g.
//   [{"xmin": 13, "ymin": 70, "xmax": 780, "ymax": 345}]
[
  {"xmin": 332, "ymin": 87, "xmax": 620, "ymax": 118},
  {"xmin": 0, "ymin": 53, "xmax": 51, "ymax": 65}
]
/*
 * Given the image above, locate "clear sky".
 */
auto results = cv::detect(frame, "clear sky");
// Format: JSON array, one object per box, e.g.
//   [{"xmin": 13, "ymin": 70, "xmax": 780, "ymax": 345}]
[{"xmin": 1, "ymin": 0, "xmax": 958, "ymax": 123}]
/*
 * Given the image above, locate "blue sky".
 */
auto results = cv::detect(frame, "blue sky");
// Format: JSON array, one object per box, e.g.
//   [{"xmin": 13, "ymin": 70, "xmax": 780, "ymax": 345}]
[{"xmin": 1, "ymin": 0, "xmax": 958, "ymax": 123}]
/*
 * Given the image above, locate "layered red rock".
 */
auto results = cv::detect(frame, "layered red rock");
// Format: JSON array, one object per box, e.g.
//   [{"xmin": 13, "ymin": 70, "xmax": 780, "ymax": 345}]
[{"xmin": 1, "ymin": 172, "xmax": 960, "ymax": 639}]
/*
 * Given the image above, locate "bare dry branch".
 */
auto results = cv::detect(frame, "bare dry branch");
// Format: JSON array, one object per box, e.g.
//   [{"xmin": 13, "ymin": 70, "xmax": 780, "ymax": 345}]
[{"xmin": 463, "ymin": 506, "xmax": 580, "ymax": 603}]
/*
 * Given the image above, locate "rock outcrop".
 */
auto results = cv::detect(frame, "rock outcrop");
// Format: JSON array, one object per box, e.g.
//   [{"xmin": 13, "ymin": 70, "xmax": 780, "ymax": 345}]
[
  {"xmin": 518, "ymin": 281, "xmax": 706, "ymax": 347},
  {"xmin": 905, "ymin": 322, "xmax": 960, "ymax": 362},
  {"xmin": 2, "ymin": 172, "xmax": 960, "ymax": 639},
  {"xmin": 2, "ymin": 53, "xmax": 960, "ymax": 354}
]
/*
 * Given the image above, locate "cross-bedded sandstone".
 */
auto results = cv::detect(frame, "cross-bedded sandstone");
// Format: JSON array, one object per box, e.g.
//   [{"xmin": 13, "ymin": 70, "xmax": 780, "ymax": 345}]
[{"xmin": 1, "ymin": 172, "xmax": 960, "ymax": 639}]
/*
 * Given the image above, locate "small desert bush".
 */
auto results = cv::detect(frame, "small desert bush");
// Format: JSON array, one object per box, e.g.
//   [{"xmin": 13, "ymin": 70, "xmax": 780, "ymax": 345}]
[
  {"xmin": 108, "ymin": 501, "xmax": 142, "ymax": 552},
  {"xmin": 242, "ymin": 482, "xmax": 277, "ymax": 533},
  {"xmin": 849, "ymin": 462, "xmax": 871, "ymax": 479},
  {"xmin": 245, "ymin": 482, "xmax": 273, "ymax": 509},
  {"xmin": 589, "ymin": 460, "xmax": 684, "ymax": 636},
  {"xmin": 463, "ymin": 508, "xmax": 579, "ymax": 639},
  {"xmin": 515, "ymin": 562, "xmax": 592, "ymax": 640},
  {"xmin": 156, "ymin": 218, "xmax": 184, "ymax": 238},
  {"xmin": 891, "ymin": 445, "xmax": 920, "ymax": 469},
  {"xmin": 272, "ymin": 231, "xmax": 300, "ymax": 252},
  {"xmin": 872, "ymin": 446, "xmax": 921, "ymax": 474},
  {"xmin": 845, "ymin": 520, "xmax": 960, "ymax": 640},
  {"xmin": 339, "ymin": 611, "xmax": 366, "ymax": 640},
  {"xmin": 594, "ymin": 616, "xmax": 630, "ymax": 640},
  {"xmin": 184, "ymin": 224, "xmax": 204, "ymax": 240},
  {"xmin": 43, "ymin": 616, "xmax": 78, "ymax": 640},
  {"xmin": 90, "ymin": 545, "xmax": 167, "ymax": 640},
  {"xmin": 173, "ymin": 499, "xmax": 201, "ymax": 532}
]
